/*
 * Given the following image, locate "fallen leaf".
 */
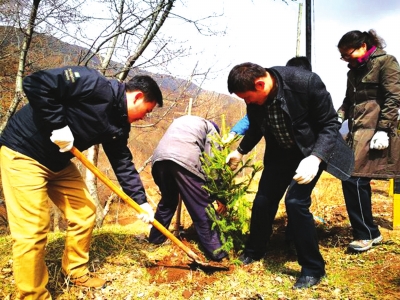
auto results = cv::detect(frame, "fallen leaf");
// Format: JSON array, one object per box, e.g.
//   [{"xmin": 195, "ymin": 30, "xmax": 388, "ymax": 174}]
[{"xmin": 182, "ymin": 289, "xmax": 193, "ymax": 299}]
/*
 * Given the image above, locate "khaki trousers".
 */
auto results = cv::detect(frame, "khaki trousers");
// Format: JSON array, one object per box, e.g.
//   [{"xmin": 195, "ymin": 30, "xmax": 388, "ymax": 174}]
[{"xmin": 0, "ymin": 146, "xmax": 96, "ymax": 300}]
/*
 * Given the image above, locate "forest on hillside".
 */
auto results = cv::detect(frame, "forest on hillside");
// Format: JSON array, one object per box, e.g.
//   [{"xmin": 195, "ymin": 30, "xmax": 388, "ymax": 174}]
[{"xmin": 0, "ymin": 0, "xmax": 254, "ymax": 227}]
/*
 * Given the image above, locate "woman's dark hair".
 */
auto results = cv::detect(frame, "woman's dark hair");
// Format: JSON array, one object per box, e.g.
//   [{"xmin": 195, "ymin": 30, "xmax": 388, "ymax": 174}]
[{"xmin": 337, "ymin": 29, "xmax": 386, "ymax": 51}]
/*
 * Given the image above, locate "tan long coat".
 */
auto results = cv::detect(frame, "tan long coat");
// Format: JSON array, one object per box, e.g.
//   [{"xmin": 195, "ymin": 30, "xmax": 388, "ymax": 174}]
[{"xmin": 337, "ymin": 48, "xmax": 400, "ymax": 178}]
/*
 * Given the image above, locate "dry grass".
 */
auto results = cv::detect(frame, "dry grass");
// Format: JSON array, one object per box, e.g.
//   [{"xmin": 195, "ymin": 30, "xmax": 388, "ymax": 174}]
[{"xmin": 1, "ymin": 172, "xmax": 400, "ymax": 299}]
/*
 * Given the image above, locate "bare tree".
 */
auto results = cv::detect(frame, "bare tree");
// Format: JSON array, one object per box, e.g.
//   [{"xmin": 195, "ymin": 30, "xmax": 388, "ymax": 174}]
[
  {"xmin": 116, "ymin": 0, "xmax": 174, "ymax": 81},
  {"xmin": 72, "ymin": 0, "xmax": 230, "ymax": 226},
  {"xmin": 73, "ymin": 0, "xmax": 178, "ymax": 227},
  {"xmin": 84, "ymin": 0, "xmax": 128, "ymax": 227},
  {"xmin": 0, "ymin": 0, "xmax": 247, "ymax": 228},
  {"xmin": 0, "ymin": 0, "xmax": 40, "ymax": 132},
  {"xmin": 0, "ymin": 0, "xmax": 88, "ymax": 131}
]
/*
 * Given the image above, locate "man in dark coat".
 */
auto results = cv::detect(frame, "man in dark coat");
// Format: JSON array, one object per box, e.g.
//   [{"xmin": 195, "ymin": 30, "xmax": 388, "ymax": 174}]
[
  {"xmin": 0, "ymin": 66, "xmax": 163, "ymax": 299},
  {"xmin": 225, "ymin": 62, "xmax": 354, "ymax": 289}
]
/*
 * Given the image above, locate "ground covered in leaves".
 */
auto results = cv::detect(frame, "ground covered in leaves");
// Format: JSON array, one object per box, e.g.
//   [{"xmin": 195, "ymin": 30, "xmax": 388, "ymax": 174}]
[{"xmin": 1, "ymin": 173, "xmax": 400, "ymax": 299}]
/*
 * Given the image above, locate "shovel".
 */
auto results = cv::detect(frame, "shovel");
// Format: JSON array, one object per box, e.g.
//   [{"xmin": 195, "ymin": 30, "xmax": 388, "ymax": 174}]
[{"xmin": 70, "ymin": 146, "xmax": 228, "ymax": 271}]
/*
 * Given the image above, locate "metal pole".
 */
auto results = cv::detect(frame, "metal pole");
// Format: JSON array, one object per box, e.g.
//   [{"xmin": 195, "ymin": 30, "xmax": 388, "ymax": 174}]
[
  {"xmin": 296, "ymin": 3, "xmax": 303, "ymax": 57},
  {"xmin": 305, "ymin": 0, "xmax": 312, "ymax": 62}
]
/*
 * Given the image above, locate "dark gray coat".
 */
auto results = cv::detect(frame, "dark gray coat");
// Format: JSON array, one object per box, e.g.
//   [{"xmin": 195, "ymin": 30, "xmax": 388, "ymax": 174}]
[
  {"xmin": 152, "ymin": 115, "xmax": 219, "ymax": 181},
  {"xmin": 239, "ymin": 66, "xmax": 354, "ymax": 180}
]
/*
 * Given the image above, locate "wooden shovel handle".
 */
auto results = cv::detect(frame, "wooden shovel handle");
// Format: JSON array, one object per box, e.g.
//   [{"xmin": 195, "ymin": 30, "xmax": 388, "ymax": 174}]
[{"xmin": 70, "ymin": 146, "xmax": 201, "ymax": 262}]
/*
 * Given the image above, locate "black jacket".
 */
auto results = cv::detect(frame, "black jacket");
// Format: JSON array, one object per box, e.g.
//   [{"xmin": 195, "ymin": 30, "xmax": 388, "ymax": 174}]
[
  {"xmin": 0, "ymin": 66, "xmax": 147, "ymax": 204},
  {"xmin": 239, "ymin": 66, "xmax": 354, "ymax": 180}
]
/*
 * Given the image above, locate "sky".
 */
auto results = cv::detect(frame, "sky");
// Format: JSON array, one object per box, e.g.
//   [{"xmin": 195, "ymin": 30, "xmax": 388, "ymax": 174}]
[{"xmin": 155, "ymin": 0, "xmax": 400, "ymax": 109}]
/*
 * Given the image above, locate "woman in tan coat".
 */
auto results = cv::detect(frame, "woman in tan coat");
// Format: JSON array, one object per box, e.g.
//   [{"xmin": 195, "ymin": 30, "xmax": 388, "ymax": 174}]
[{"xmin": 337, "ymin": 29, "xmax": 400, "ymax": 252}]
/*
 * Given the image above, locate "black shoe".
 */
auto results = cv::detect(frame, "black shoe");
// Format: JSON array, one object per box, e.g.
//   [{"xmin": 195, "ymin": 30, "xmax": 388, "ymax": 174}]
[
  {"xmin": 238, "ymin": 253, "xmax": 259, "ymax": 265},
  {"xmin": 293, "ymin": 274, "xmax": 325, "ymax": 289}
]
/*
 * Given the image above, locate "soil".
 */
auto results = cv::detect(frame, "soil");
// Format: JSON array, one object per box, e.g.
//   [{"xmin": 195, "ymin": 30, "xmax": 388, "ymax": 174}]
[
  {"xmin": 147, "ymin": 238, "xmax": 232, "ymax": 282},
  {"xmin": 145, "ymin": 229, "xmax": 233, "ymax": 300},
  {"xmin": 140, "ymin": 176, "xmax": 400, "ymax": 293},
  {"xmin": 1, "ymin": 175, "xmax": 399, "ymax": 297}
]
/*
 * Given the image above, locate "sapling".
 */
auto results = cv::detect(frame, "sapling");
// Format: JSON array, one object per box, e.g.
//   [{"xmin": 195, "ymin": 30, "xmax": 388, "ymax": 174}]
[{"xmin": 201, "ymin": 133, "xmax": 263, "ymax": 255}]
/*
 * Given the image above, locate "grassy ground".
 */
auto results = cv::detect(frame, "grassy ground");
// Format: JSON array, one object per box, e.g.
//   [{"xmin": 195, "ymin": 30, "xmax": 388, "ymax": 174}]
[{"xmin": 1, "ymin": 173, "xmax": 400, "ymax": 299}]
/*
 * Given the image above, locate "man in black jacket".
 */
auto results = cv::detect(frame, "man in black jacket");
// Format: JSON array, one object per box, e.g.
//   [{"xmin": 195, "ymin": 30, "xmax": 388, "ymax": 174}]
[
  {"xmin": 0, "ymin": 66, "xmax": 163, "ymax": 299},
  {"xmin": 225, "ymin": 62, "xmax": 354, "ymax": 289}
]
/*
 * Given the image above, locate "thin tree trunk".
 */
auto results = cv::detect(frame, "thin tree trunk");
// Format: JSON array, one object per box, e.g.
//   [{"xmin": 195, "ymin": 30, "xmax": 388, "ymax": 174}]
[
  {"xmin": 87, "ymin": 0, "xmax": 175, "ymax": 227},
  {"xmin": 0, "ymin": 0, "xmax": 41, "ymax": 133},
  {"xmin": 118, "ymin": 0, "xmax": 174, "ymax": 81},
  {"xmin": 86, "ymin": 0, "xmax": 124, "ymax": 228},
  {"xmin": 85, "ymin": 144, "xmax": 105, "ymax": 226}
]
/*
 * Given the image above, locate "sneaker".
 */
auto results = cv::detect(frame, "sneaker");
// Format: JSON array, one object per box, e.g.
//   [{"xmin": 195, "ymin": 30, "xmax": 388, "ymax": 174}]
[
  {"xmin": 69, "ymin": 273, "xmax": 107, "ymax": 289},
  {"xmin": 348, "ymin": 235, "xmax": 383, "ymax": 252},
  {"xmin": 372, "ymin": 235, "xmax": 383, "ymax": 244}
]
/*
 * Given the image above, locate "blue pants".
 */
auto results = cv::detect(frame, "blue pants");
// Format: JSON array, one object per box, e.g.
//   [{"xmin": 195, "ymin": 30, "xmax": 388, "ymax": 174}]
[
  {"xmin": 341, "ymin": 176, "xmax": 381, "ymax": 240},
  {"xmin": 244, "ymin": 152, "xmax": 325, "ymax": 277},
  {"xmin": 149, "ymin": 161, "xmax": 227, "ymax": 261}
]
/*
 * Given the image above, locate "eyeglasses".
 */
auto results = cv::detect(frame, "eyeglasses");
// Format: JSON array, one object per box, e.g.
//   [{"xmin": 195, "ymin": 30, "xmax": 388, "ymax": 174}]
[{"xmin": 340, "ymin": 48, "xmax": 357, "ymax": 61}]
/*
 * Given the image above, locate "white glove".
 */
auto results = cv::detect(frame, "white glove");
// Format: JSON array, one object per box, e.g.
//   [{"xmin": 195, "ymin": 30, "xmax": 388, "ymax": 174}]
[
  {"xmin": 226, "ymin": 150, "xmax": 243, "ymax": 170},
  {"xmin": 293, "ymin": 155, "xmax": 321, "ymax": 184},
  {"xmin": 370, "ymin": 131, "xmax": 389, "ymax": 150},
  {"xmin": 222, "ymin": 132, "xmax": 236, "ymax": 144},
  {"xmin": 338, "ymin": 117, "xmax": 344, "ymax": 124},
  {"xmin": 50, "ymin": 125, "xmax": 74, "ymax": 152},
  {"xmin": 138, "ymin": 202, "xmax": 154, "ymax": 223}
]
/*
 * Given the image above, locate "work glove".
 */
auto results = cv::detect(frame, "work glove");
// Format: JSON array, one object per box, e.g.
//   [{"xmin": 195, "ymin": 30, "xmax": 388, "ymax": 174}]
[
  {"xmin": 370, "ymin": 131, "xmax": 389, "ymax": 150},
  {"xmin": 138, "ymin": 202, "xmax": 154, "ymax": 223},
  {"xmin": 50, "ymin": 125, "xmax": 74, "ymax": 152},
  {"xmin": 216, "ymin": 200, "xmax": 227, "ymax": 215},
  {"xmin": 293, "ymin": 155, "xmax": 321, "ymax": 185},
  {"xmin": 226, "ymin": 150, "xmax": 243, "ymax": 170},
  {"xmin": 222, "ymin": 132, "xmax": 236, "ymax": 144}
]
